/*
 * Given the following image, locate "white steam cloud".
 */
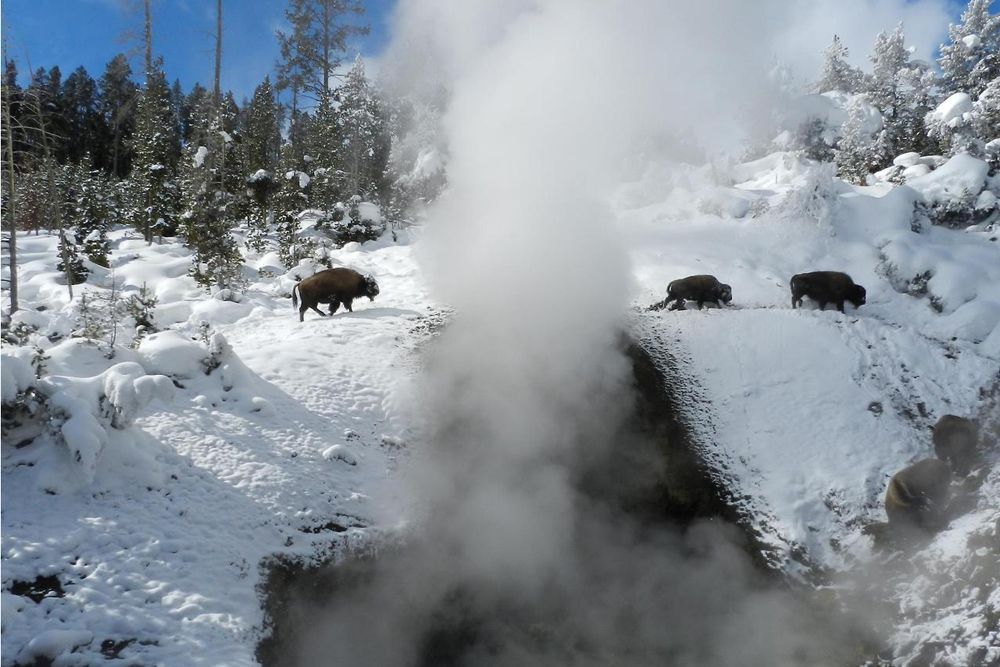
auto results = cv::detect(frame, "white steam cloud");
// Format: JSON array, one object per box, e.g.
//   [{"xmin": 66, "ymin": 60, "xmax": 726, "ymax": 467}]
[{"xmin": 284, "ymin": 2, "xmax": 914, "ymax": 664}]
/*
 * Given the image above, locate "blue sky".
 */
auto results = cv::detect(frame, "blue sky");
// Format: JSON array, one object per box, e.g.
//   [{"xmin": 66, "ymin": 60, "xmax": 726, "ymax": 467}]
[{"xmin": 2, "ymin": 0, "xmax": 396, "ymax": 101}]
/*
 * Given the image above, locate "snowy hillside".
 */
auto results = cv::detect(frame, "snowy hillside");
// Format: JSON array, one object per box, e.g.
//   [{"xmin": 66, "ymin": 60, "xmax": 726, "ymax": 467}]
[
  {"xmin": 2, "ymin": 226, "xmax": 436, "ymax": 666},
  {"xmin": 626, "ymin": 152, "xmax": 1000, "ymax": 664},
  {"xmin": 3, "ymin": 146, "xmax": 998, "ymax": 665}
]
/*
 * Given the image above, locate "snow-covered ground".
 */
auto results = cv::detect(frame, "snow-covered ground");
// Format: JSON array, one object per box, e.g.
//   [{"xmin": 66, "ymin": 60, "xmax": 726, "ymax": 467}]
[
  {"xmin": 625, "ymin": 153, "xmax": 999, "ymax": 663},
  {"xmin": 3, "ymin": 151, "xmax": 999, "ymax": 665},
  {"xmin": 2, "ymin": 227, "xmax": 434, "ymax": 666}
]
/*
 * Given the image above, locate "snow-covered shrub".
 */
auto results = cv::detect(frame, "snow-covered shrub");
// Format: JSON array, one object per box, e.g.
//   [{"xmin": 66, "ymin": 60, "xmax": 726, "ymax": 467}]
[
  {"xmin": 125, "ymin": 283, "xmax": 158, "ymax": 348},
  {"xmin": 56, "ymin": 230, "xmax": 89, "ymax": 285},
  {"xmin": 324, "ymin": 197, "xmax": 385, "ymax": 247},
  {"xmin": 774, "ymin": 163, "xmax": 842, "ymax": 230},
  {"xmin": 43, "ymin": 363, "xmax": 173, "ymax": 482}
]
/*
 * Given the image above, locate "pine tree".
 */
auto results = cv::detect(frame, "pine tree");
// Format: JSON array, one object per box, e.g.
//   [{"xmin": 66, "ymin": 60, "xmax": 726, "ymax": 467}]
[
  {"xmin": 938, "ymin": 0, "xmax": 1000, "ymax": 99},
  {"xmin": 836, "ymin": 95, "xmax": 878, "ymax": 184},
  {"xmin": 98, "ymin": 55, "xmax": 138, "ymax": 178},
  {"xmin": 815, "ymin": 35, "xmax": 863, "ymax": 94},
  {"xmin": 241, "ymin": 76, "xmax": 282, "ymax": 173},
  {"xmin": 334, "ymin": 55, "xmax": 389, "ymax": 198},
  {"xmin": 61, "ymin": 67, "xmax": 107, "ymax": 166},
  {"xmin": 65, "ymin": 157, "xmax": 112, "ymax": 267},
  {"xmin": 866, "ymin": 24, "xmax": 911, "ymax": 167},
  {"xmin": 274, "ymin": 0, "xmax": 368, "ymax": 102},
  {"xmin": 305, "ymin": 91, "xmax": 344, "ymax": 210},
  {"xmin": 131, "ymin": 58, "xmax": 180, "ymax": 241},
  {"xmin": 274, "ymin": 145, "xmax": 312, "ymax": 266}
]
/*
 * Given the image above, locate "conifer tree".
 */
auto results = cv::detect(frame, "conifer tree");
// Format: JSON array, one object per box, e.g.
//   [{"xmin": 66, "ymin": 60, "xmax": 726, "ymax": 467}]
[
  {"xmin": 98, "ymin": 54, "xmax": 138, "ymax": 178},
  {"xmin": 938, "ymin": 0, "xmax": 1000, "ymax": 98},
  {"xmin": 836, "ymin": 96, "xmax": 877, "ymax": 184},
  {"xmin": 866, "ymin": 24, "xmax": 911, "ymax": 167},
  {"xmin": 131, "ymin": 58, "xmax": 180, "ymax": 241},
  {"xmin": 242, "ymin": 76, "xmax": 282, "ymax": 173},
  {"xmin": 334, "ymin": 56, "xmax": 389, "ymax": 198},
  {"xmin": 815, "ymin": 35, "xmax": 863, "ymax": 94}
]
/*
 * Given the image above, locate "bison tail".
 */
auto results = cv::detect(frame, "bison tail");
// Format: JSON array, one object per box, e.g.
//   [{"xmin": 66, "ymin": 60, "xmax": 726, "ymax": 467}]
[{"xmin": 292, "ymin": 283, "xmax": 299, "ymax": 308}]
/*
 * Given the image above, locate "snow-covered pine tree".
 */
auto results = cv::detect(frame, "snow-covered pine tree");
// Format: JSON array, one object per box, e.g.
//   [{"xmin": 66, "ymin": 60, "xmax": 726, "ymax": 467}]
[
  {"xmin": 836, "ymin": 95, "xmax": 878, "ymax": 184},
  {"xmin": 131, "ymin": 58, "xmax": 180, "ymax": 242},
  {"xmin": 56, "ymin": 227, "xmax": 88, "ymax": 284},
  {"xmin": 334, "ymin": 56, "xmax": 389, "ymax": 199},
  {"xmin": 938, "ymin": 0, "xmax": 1000, "ymax": 99},
  {"xmin": 305, "ymin": 91, "xmax": 344, "ymax": 211},
  {"xmin": 65, "ymin": 156, "xmax": 112, "ymax": 267},
  {"xmin": 866, "ymin": 24, "xmax": 911, "ymax": 168},
  {"xmin": 815, "ymin": 35, "xmax": 863, "ymax": 94},
  {"xmin": 899, "ymin": 63, "xmax": 940, "ymax": 157},
  {"xmin": 274, "ymin": 145, "xmax": 311, "ymax": 267},
  {"xmin": 179, "ymin": 110, "xmax": 243, "ymax": 291},
  {"xmin": 180, "ymin": 152, "xmax": 244, "ymax": 291}
]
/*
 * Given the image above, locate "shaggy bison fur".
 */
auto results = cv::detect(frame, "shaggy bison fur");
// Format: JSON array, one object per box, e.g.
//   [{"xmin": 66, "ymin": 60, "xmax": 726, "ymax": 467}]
[
  {"xmin": 656, "ymin": 274, "xmax": 732, "ymax": 311},
  {"xmin": 932, "ymin": 415, "xmax": 979, "ymax": 474},
  {"xmin": 790, "ymin": 271, "xmax": 866, "ymax": 313},
  {"xmin": 292, "ymin": 268, "xmax": 380, "ymax": 322},
  {"xmin": 884, "ymin": 458, "xmax": 951, "ymax": 531}
]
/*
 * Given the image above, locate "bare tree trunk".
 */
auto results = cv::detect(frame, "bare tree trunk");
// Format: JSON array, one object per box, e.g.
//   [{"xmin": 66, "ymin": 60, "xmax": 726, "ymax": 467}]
[
  {"xmin": 213, "ymin": 0, "xmax": 222, "ymax": 109},
  {"xmin": 322, "ymin": 2, "xmax": 330, "ymax": 94},
  {"xmin": 144, "ymin": 0, "xmax": 153, "ymax": 78},
  {"xmin": 3, "ymin": 98, "xmax": 19, "ymax": 314}
]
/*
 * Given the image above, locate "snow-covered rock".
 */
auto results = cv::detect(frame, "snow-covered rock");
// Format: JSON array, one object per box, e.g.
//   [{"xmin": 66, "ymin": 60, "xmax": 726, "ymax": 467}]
[
  {"xmin": 928, "ymin": 92, "xmax": 974, "ymax": 128},
  {"xmin": 906, "ymin": 153, "xmax": 989, "ymax": 206}
]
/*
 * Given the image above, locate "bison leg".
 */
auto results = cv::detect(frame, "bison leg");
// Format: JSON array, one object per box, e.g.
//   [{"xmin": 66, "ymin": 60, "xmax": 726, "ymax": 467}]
[
  {"xmin": 329, "ymin": 300, "xmax": 341, "ymax": 315},
  {"xmin": 344, "ymin": 298, "xmax": 354, "ymax": 313},
  {"xmin": 791, "ymin": 293, "xmax": 800, "ymax": 309},
  {"xmin": 309, "ymin": 303, "xmax": 327, "ymax": 318},
  {"xmin": 817, "ymin": 301, "xmax": 827, "ymax": 311},
  {"xmin": 668, "ymin": 298, "xmax": 685, "ymax": 311},
  {"xmin": 836, "ymin": 301, "xmax": 845, "ymax": 313}
]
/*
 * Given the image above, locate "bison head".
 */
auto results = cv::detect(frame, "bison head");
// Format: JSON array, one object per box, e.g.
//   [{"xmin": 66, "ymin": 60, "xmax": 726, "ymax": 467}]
[
  {"xmin": 850, "ymin": 284, "xmax": 867, "ymax": 308},
  {"xmin": 364, "ymin": 274, "xmax": 380, "ymax": 301},
  {"xmin": 719, "ymin": 284, "xmax": 733, "ymax": 304}
]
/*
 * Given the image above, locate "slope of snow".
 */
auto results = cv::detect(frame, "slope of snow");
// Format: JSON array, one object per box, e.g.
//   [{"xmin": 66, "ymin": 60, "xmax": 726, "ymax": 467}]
[
  {"xmin": 2, "ymin": 228, "xmax": 433, "ymax": 666},
  {"xmin": 623, "ymin": 155, "xmax": 1000, "ymax": 659}
]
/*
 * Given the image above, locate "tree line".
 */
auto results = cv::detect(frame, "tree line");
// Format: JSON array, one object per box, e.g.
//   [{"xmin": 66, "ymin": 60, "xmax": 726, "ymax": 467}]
[
  {"xmin": 804, "ymin": 0, "xmax": 998, "ymax": 183},
  {"xmin": 2, "ymin": 0, "xmax": 430, "ymax": 308}
]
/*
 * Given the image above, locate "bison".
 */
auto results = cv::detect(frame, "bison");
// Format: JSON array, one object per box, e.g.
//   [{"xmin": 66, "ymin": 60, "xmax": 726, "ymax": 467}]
[
  {"xmin": 656, "ymin": 274, "xmax": 732, "ymax": 311},
  {"xmin": 292, "ymin": 268, "xmax": 380, "ymax": 322},
  {"xmin": 884, "ymin": 458, "xmax": 951, "ymax": 532},
  {"xmin": 932, "ymin": 415, "xmax": 978, "ymax": 474},
  {"xmin": 790, "ymin": 271, "xmax": 866, "ymax": 313}
]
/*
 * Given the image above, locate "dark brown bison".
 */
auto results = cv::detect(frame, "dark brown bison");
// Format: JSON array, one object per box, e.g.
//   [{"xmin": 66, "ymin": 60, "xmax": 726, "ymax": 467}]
[
  {"xmin": 657, "ymin": 274, "xmax": 732, "ymax": 311},
  {"xmin": 884, "ymin": 459, "xmax": 951, "ymax": 531},
  {"xmin": 932, "ymin": 415, "xmax": 978, "ymax": 473},
  {"xmin": 790, "ymin": 271, "xmax": 866, "ymax": 313},
  {"xmin": 292, "ymin": 268, "xmax": 380, "ymax": 322}
]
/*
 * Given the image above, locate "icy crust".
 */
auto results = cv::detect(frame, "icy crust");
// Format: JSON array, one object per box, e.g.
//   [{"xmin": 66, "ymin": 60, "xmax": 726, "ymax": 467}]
[{"xmin": 2, "ymin": 226, "xmax": 430, "ymax": 666}]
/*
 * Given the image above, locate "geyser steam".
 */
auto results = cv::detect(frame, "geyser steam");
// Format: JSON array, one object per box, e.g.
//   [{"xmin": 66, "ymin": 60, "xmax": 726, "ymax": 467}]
[{"xmin": 288, "ymin": 2, "xmax": 878, "ymax": 665}]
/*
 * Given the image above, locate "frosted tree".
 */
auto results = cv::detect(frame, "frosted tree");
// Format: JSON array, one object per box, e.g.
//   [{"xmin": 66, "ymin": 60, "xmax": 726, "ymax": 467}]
[
  {"xmin": 98, "ymin": 54, "xmax": 138, "ymax": 178},
  {"xmin": 65, "ymin": 157, "xmax": 112, "ymax": 267},
  {"xmin": 815, "ymin": 35, "xmax": 863, "ymax": 94},
  {"xmin": 274, "ymin": 145, "xmax": 312, "ymax": 266},
  {"xmin": 131, "ymin": 58, "xmax": 180, "ymax": 242},
  {"xmin": 866, "ymin": 24, "xmax": 913, "ymax": 167},
  {"xmin": 938, "ymin": 0, "xmax": 1000, "ymax": 98},
  {"xmin": 836, "ymin": 95, "xmax": 877, "ymax": 184},
  {"xmin": 898, "ymin": 64, "xmax": 940, "ymax": 156},
  {"xmin": 305, "ymin": 91, "xmax": 344, "ymax": 210},
  {"xmin": 334, "ymin": 56, "xmax": 389, "ymax": 198},
  {"xmin": 180, "ymin": 144, "xmax": 244, "ymax": 292}
]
